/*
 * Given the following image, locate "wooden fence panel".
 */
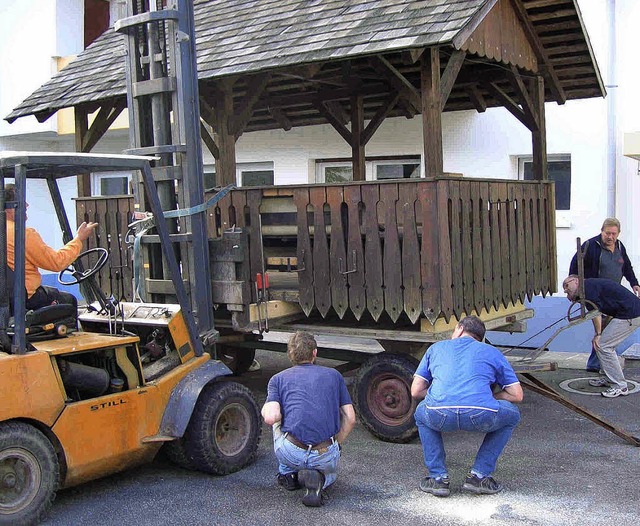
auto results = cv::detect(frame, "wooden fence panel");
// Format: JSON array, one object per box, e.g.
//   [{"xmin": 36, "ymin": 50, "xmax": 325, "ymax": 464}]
[
  {"xmin": 399, "ymin": 184, "xmax": 421, "ymax": 323},
  {"xmin": 344, "ymin": 185, "xmax": 366, "ymax": 320},
  {"xmin": 418, "ymin": 183, "xmax": 441, "ymax": 323},
  {"xmin": 310, "ymin": 186, "xmax": 331, "ymax": 317},
  {"xmin": 437, "ymin": 180, "xmax": 454, "ymax": 322},
  {"xmin": 380, "ymin": 184, "xmax": 402, "ymax": 322},
  {"xmin": 327, "ymin": 186, "xmax": 348, "ymax": 319},
  {"xmin": 361, "ymin": 184, "xmax": 384, "ymax": 321},
  {"xmin": 293, "ymin": 188, "xmax": 314, "ymax": 315}
]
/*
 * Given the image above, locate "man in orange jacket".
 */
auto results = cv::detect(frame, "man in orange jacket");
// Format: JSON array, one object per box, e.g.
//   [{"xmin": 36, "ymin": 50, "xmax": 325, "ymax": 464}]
[{"xmin": 5, "ymin": 184, "xmax": 98, "ymax": 310}]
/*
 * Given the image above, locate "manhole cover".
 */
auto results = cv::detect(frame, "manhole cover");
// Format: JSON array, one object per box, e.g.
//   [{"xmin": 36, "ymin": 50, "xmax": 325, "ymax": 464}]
[{"xmin": 558, "ymin": 377, "xmax": 640, "ymax": 396}]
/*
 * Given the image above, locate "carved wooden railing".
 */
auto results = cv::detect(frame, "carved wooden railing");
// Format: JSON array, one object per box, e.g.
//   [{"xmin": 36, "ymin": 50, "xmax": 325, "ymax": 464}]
[{"xmin": 77, "ymin": 177, "xmax": 556, "ymax": 325}]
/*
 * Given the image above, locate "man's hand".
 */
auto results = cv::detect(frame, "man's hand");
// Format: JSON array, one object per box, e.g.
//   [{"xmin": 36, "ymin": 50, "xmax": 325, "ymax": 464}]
[
  {"xmin": 76, "ymin": 222, "xmax": 98, "ymax": 242},
  {"xmin": 633, "ymin": 285, "xmax": 640, "ymax": 297}
]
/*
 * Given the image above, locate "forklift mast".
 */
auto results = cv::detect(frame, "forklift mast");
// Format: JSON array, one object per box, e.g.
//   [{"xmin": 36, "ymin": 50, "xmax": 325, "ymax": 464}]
[{"xmin": 114, "ymin": 0, "xmax": 214, "ymax": 335}]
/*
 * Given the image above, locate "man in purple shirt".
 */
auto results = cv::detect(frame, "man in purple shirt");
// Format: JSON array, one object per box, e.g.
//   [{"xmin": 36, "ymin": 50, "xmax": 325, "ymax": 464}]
[
  {"xmin": 262, "ymin": 331, "xmax": 356, "ymax": 507},
  {"xmin": 411, "ymin": 316, "xmax": 523, "ymax": 497}
]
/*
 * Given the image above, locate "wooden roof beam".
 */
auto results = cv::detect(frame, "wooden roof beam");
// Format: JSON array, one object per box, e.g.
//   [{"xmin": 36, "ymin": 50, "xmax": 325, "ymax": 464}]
[
  {"xmin": 200, "ymin": 120, "xmax": 220, "ymax": 159},
  {"xmin": 440, "ymin": 50, "xmax": 466, "ymax": 111},
  {"xmin": 362, "ymin": 92, "xmax": 400, "ymax": 145},
  {"xmin": 369, "ymin": 55, "xmax": 422, "ymax": 112},
  {"xmin": 507, "ymin": 65, "xmax": 539, "ymax": 130},
  {"xmin": 509, "ymin": 0, "xmax": 566, "ymax": 104},
  {"xmin": 268, "ymin": 105, "xmax": 292, "ymax": 131},
  {"xmin": 313, "ymin": 99, "xmax": 352, "ymax": 144},
  {"xmin": 466, "ymin": 85, "xmax": 487, "ymax": 113},
  {"xmin": 229, "ymin": 73, "xmax": 271, "ymax": 138},
  {"xmin": 483, "ymin": 81, "xmax": 537, "ymax": 130}
]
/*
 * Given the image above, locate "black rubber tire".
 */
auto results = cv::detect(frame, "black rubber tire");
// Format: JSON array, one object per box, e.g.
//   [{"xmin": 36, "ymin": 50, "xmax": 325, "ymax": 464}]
[
  {"xmin": 218, "ymin": 347, "xmax": 256, "ymax": 376},
  {"xmin": 162, "ymin": 438, "xmax": 195, "ymax": 470},
  {"xmin": 0, "ymin": 421, "xmax": 60, "ymax": 526},
  {"xmin": 182, "ymin": 381, "xmax": 261, "ymax": 475},
  {"xmin": 353, "ymin": 353, "xmax": 419, "ymax": 443}
]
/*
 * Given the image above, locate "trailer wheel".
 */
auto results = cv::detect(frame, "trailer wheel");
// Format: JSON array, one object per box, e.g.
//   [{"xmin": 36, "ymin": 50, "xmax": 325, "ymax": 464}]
[
  {"xmin": 0, "ymin": 422, "xmax": 59, "ymax": 526},
  {"xmin": 219, "ymin": 347, "xmax": 256, "ymax": 376},
  {"xmin": 183, "ymin": 381, "xmax": 261, "ymax": 475},
  {"xmin": 353, "ymin": 353, "xmax": 419, "ymax": 443}
]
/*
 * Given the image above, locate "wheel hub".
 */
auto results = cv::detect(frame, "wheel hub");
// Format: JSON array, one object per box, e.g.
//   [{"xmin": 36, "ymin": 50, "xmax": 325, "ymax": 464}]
[
  {"xmin": 368, "ymin": 375, "xmax": 413, "ymax": 425},
  {"xmin": 215, "ymin": 402, "xmax": 251, "ymax": 457},
  {"xmin": 0, "ymin": 447, "xmax": 41, "ymax": 513}
]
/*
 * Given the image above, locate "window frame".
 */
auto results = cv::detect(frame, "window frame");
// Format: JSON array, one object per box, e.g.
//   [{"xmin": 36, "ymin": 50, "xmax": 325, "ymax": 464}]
[
  {"xmin": 315, "ymin": 155, "xmax": 422, "ymax": 183},
  {"xmin": 517, "ymin": 154, "xmax": 572, "ymax": 228}
]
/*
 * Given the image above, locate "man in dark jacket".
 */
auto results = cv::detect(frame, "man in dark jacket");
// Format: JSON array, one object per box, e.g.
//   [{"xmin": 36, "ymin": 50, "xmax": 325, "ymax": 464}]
[
  {"xmin": 569, "ymin": 218, "xmax": 640, "ymax": 371},
  {"xmin": 563, "ymin": 276, "xmax": 640, "ymax": 398}
]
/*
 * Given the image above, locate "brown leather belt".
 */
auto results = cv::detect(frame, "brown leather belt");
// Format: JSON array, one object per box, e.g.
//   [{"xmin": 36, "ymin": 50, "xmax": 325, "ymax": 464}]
[{"xmin": 285, "ymin": 433, "xmax": 334, "ymax": 454}]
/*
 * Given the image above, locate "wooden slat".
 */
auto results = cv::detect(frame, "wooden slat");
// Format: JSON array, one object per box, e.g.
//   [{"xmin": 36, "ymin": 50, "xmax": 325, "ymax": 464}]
[
  {"xmin": 497, "ymin": 182, "xmax": 510, "ymax": 307},
  {"xmin": 93, "ymin": 199, "xmax": 107, "ymax": 292},
  {"xmin": 470, "ymin": 181, "xmax": 484, "ymax": 315},
  {"xmin": 510, "ymin": 183, "xmax": 526, "ymax": 304},
  {"xmin": 459, "ymin": 181, "xmax": 474, "ymax": 316},
  {"xmin": 523, "ymin": 184, "xmax": 535, "ymax": 300},
  {"xmin": 539, "ymin": 184, "xmax": 550, "ymax": 296},
  {"xmin": 448, "ymin": 181, "xmax": 463, "ymax": 319},
  {"xmin": 380, "ymin": 184, "xmax": 402, "ymax": 322},
  {"xmin": 530, "ymin": 184, "xmax": 542, "ymax": 296},
  {"xmin": 399, "ymin": 184, "xmax": 421, "ymax": 323},
  {"xmin": 437, "ymin": 180, "xmax": 454, "ymax": 322},
  {"xmin": 361, "ymin": 184, "xmax": 384, "ymax": 321},
  {"xmin": 418, "ymin": 182, "xmax": 441, "ymax": 323},
  {"xmin": 327, "ymin": 186, "xmax": 348, "ymax": 319},
  {"xmin": 246, "ymin": 190, "xmax": 264, "ymax": 303},
  {"xmin": 344, "ymin": 185, "xmax": 365, "ymax": 320},
  {"xmin": 309, "ymin": 186, "xmax": 331, "ymax": 317},
  {"xmin": 293, "ymin": 188, "xmax": 313, "ymax": 316},
  {"xmin": 232, "ymin": 190, "xmax": 247, "ymax": 228},
  {"xmin": 479, "ymin": 182, "xmax": 492, "ymax": 313},
  {"xmin": 489, "ymin": 184, "xmax": 502, "ymax": 310}
]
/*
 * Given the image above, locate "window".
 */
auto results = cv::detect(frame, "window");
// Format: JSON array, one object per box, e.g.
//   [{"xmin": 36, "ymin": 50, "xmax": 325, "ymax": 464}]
[
  {"xmin": 92, "ymin": 172, "xmax": 131, "ymax": 196},
  {"xmin": 203, "ymin": 162, "xmax": 275, "ymax": 187},
  {"xmin": 316, "ymin": 157, "xmax": 421, "ymax": 182},
  {"xmin": 519, "ymin": 156, "xmax": 571, "ymax": 211}
]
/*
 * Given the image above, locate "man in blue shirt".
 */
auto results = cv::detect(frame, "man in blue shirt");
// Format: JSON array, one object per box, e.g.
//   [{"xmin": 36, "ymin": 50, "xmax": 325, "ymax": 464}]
[
  {"xmin": 262, "ymin": 331, "xmax": 356, "ymax": 507},
  {"xmin": 411, "ymin": 316, "xmax": 523, "ymax": 497},
  {"xmin": 563, "ymin": 276, "xmax": 640, "ymax": 398}
]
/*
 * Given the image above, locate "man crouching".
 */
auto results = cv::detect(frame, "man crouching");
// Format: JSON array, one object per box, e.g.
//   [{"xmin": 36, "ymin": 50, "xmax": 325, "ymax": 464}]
[{"xmin": 261, "ymin": 331, "xmax": 356, "ymax": 506}]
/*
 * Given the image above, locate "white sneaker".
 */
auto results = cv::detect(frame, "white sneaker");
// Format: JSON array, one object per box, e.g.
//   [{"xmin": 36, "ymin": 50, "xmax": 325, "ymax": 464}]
[
  {"xmin": 588, "ymin": 377, "xmax": 610, "ymax": 387},
  {"xmin": 248, "ymin": 359, "xmax": 261, "ymax": 372},
  {"xmin": 601, "ymin": 386, "xmax": 629, "ymax": 398}
]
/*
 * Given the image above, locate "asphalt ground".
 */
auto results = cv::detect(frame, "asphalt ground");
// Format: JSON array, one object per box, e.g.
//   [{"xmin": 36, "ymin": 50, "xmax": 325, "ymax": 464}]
[{"xmin": 42, "ymin": 349, "xmax": 640, "ymax": 526}]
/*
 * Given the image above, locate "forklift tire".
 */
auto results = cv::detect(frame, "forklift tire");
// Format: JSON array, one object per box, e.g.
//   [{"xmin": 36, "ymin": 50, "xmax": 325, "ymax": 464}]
[
  {"xmin": 218, "ymin": 347, "xmax": 256, "ymax": 376},
  {"xmin": 353, "ymin": 353, "xmax": 419, "ymax": 444},
  {"xmin": 183, "ymin": 381, "xmax": 261, "ymax": 475},
  {"xmin": 0, "ymin": 421, "xmax": 60, "ymax": 526},
  {"xmin": 162, "ymin": 438, "xmax": 195, "ymax": 471}
]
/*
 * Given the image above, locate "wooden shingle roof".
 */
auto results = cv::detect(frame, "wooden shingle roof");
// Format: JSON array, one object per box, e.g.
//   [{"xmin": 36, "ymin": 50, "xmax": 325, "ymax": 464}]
[{"xmin": 5, "ymin": 0, "xmax": 604, "ymax": 126}]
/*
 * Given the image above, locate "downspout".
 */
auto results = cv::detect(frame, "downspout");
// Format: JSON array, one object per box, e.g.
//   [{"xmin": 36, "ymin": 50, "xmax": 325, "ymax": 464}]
[{"xmin": 606, "ymin": 0, "xmax": 617, "ymax": 217}]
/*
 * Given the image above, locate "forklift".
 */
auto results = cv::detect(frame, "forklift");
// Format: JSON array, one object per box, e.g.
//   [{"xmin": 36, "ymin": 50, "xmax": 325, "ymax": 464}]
[{"xmin": 0, "ymin": 152, "xmax": 261, "ymax": 526}]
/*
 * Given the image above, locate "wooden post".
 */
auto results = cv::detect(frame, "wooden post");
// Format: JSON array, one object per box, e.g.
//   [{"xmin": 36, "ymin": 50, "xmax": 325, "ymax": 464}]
[
  {"xmin": 215, "ymin": 80, "xmax": 237, "ymax": 186},
  {"xmin": 421, "ymin": 48, "xmax": 443, "ymax": 178},
  {"xmin": 531, "ymin": 75, "xmax": 548, "ymax": 180},
  {"xmin": 74, "ymin": 107, "xmax": 91, "ymax": 196},
  {"xmin": 351, "ymin": 95, "xmax": 365, "ymax": 181}
]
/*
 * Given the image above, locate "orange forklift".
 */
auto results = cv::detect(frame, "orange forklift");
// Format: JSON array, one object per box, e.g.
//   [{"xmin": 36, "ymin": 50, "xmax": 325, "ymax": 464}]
[{"xmin": 0, "ymin": 152, "xmax": 261, "ymax": 525}]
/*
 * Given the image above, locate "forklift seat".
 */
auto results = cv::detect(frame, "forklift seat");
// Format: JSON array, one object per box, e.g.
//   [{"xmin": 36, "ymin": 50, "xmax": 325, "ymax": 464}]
[{"xmin": 5, "ymin": 266, "xmax": 78, "ymax": 341}]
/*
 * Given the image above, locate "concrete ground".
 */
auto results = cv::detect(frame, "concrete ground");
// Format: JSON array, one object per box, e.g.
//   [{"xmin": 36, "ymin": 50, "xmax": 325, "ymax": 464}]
[{"xmin": 42, "ymin": 346, "xmax": 640, "ymax": 526}]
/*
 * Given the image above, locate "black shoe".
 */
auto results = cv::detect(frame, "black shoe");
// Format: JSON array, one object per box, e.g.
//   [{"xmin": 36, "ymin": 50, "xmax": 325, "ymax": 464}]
[
  {"xmin": 298, "ymin": 469, "xmax": 325, "ymax": 507},
  {"xmin": 277, "ymin": 472, "xmax": 301, "ymax": 491},
  {"xmin": 419, "ymin": 476, "xmax": 450, "ymax": 497},
  {"xmin": 462, "ymin": 473, "xmax": 503, "ymax": 495},
  {"xmin": 586, "ymin": 368, "xmax": 600, "ymax": 373}
]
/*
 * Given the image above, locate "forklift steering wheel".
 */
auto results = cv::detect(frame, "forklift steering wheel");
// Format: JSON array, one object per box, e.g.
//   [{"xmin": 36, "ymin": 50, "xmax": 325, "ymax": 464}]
[{"xmin": 58, "ymin": 247, "xmax": 109, "ymax": 286}]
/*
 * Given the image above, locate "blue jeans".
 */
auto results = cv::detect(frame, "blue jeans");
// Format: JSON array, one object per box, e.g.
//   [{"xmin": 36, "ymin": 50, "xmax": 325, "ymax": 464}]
[
  {"xmin": 414, "ymin": 400, "xmax": 521, "ymax": 479},
  {"xmin": 272, "ymin": 424, "xmax": 340, "ymax": 488}
]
